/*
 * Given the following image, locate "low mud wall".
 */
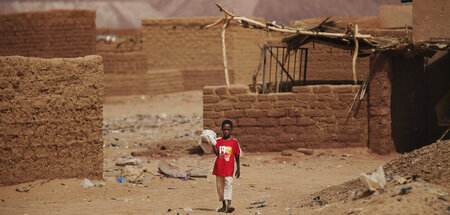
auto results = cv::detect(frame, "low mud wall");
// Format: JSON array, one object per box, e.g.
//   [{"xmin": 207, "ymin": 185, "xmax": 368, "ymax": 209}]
[
  {"xmin": 203, "ymin": 85, "xmax": 367, "ymax": 151},
  {"xmin": 0, "ymin": 56, "xmax": 103, "ymax": 186},
  {"xmin": 0, "ymin": 10, "xmax": 96, "ymax": 58}
]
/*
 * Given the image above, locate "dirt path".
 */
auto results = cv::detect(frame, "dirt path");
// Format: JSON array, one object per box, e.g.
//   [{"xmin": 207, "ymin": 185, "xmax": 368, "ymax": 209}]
[{"xmin": 0, "ymin": 91, "xmax": 398, "ymax": 215}]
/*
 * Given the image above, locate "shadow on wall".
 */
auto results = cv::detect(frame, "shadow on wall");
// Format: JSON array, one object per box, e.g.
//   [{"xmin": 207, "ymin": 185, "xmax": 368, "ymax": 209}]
[{"xmin": 391, "ymin": 51, "xmax": 449, "ymax": 153}]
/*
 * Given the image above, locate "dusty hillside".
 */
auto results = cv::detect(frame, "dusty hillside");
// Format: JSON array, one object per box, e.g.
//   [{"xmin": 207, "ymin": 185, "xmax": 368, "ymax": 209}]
[{"xmin": 0, "ymin": 0, "xmax": 407, "ymax": 28}]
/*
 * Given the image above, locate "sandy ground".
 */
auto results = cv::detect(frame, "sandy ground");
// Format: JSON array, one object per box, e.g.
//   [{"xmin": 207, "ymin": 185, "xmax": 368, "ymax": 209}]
[{"xmin": 0, "ymin": 91, "xmax": 408, "ymax": 215}]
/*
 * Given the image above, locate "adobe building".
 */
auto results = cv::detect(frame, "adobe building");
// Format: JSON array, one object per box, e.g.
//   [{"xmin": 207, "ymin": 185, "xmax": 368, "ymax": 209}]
[
  {"xmin": 0, "ymin": 10, "xmax": 96, "ymax": 58},
  {"xmin": 0, "ymin": 10, "xmax": 103, "ymax": 185},
  {"xmin": 202, "ymin": 1, "xmax": 449, "ymax": 154}
]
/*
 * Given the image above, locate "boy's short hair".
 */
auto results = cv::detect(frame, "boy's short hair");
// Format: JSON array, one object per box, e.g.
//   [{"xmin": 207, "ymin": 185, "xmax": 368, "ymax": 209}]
[{"xmin": 221, "ymin": 120, "xmax": 233, "ymax": 129}]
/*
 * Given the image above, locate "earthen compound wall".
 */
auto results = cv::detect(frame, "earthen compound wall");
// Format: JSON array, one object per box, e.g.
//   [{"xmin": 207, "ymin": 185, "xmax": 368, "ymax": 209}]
[
  {"xmin": 0, "ymin": 10, "xmax": 96, "ymax": 58},
  {"xmin": 203, "ymin": 85, "xmax": 367, "ymax": 151},
  {"xmin": 0, "ymin": 56, "xmax": 104, "ymax": 186},
  {"xmin": 301, "ymin": 43, "xmax": 369, "ymax": 81},
  {"xmin": 142, "ymin": 17, "xmax": 279, "ymax": 84},
  {"xmin": 98, "ymin": 26, "xmax": 237, "ymax": 96}
]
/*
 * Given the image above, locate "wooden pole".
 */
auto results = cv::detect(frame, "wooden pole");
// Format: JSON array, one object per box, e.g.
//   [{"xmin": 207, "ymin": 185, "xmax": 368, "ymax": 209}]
[
  {"xmin": 222, "ymin": 15, "xmax": 231, "ymax": 87},
  {"xmin": 352, "ymin": 24, "xmax": 359, "ymax": 85}
]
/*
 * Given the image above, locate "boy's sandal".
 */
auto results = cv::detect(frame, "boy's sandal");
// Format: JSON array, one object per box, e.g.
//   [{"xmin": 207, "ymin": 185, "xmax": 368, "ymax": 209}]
[
  {"xmin": 218, "ymin": 207, "xmax": 227, "ymax": 212},
  {"xmin": 226, "ymin": 207, "xmax": 235, "ymax": 213}
]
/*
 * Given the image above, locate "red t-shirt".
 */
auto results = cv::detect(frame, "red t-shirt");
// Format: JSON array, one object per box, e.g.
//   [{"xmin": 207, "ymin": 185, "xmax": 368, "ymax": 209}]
[{"xmin": 212, "ymin": 138, "xmax": 240, "ymax": 177}]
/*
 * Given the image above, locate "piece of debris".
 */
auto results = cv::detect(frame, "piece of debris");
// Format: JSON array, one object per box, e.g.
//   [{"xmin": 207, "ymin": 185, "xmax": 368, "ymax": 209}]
[
  {"xmin": 158, "ymin": 160, "xmax": 187, "ymax": 178},
  {"xmin": 281, "ymin": 150, "xmax": 295, "ymax": 156},
  {"xmin": 121, "ymin": 165, "xmax": 144, "ymax": 184},
  {"xmin": 296, "ymin": 148, "xmax": 314, "ymax": 155},
  {"xmin": 251, "ymin": 200, "xmax": 266, "ymax": 205},
  {"xmin": 115, "ymin": 158, "xmax": 143, "ymax": 168},
  {"xmin": 94, "ymin": 182, "xmax": 105, "ymax": 187},
  {"xmin": 186, "ymin": 168, "xmax": 208, "ymax": 178},
  {"xmin": 347, "ymin": 208, "xmax": 363, "ymax": 214},
  {"xmin": 80, "ymin": 178, "xmax": 95, "ymax": 188},
  {"xmin": 15, "ymin": 184, "xmax": 32, "ymax": 193},
  {"xmin": 399, "ymin": 186, "xmax": 412, "ymax": 195},
  {"xmin": 183, "ymin": 207, "xmax": 193, "ymax": 212},
  {"xmin": 359, "ymin": 166, "xmax": 386, "ymax": 191},
  {"xmin": 242, "ymin": 163, "xmax": 250, "ymax": 167},
  {"xmin": 341, "ymin": 154, "xmax": 353, "ymax": 160},
  {"xmin": 117, "ymin": 177, "xmax": 126, "ymax": 183},
  {"xmin": 312, "ymin": 196, "xmax": 326, "ymax": 206}
]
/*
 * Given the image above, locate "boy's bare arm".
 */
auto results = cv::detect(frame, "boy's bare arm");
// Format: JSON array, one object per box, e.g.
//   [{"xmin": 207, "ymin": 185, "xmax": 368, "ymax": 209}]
[{"xmin": 235, "ymin": 154, "xmax": 240, "ymax": 178}]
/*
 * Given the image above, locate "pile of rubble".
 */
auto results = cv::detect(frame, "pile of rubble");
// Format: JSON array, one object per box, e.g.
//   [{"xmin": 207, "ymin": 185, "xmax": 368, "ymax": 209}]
[{"xmin": 298, "ymin": 140, "xmax": 449, "ymax": 214}]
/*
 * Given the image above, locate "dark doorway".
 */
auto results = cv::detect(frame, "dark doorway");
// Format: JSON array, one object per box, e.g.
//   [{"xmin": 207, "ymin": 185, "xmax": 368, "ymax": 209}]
[
  {"xmin": 391, "ymin": 51, "xmax": 450, "ymax": 153},
  {"xmin": 391, "ymin": 54, "xmax": 427, "ymax": 153}
]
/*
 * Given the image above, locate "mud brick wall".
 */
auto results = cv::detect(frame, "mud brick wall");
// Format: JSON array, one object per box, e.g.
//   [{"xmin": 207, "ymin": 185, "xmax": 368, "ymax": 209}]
[
  {"xmin": 413, "ymin": 0, "xmax": 450, "ymax": 42},
  {"xmin": 141, "ymin": 17, "xmax": 281, "ymax": 84},
  {"xmin": 203, "ymin": 84, "xmax": 367, "ymax": 152},
  {"xmin": 105, "ymin": 69, "xmax": 184, "ymax": 96},
  {"xmin": 0, "ymin": 10, "xmax": 96, "ymax": 58},
  {"xmin": 101, "ymin": 52, "xmax": 149, "ymax": 96},
  {"xmin": 302, "ymin": 42, "xmax": 370, "ymax": 81},
  {"xmin": 182, "ymin": 69, "xmax": 235, "ymax": 91},
  {"xmin": 368, "ymin": 53, "xmax": 395, "ymax": 154},
  {"xmin": 0, "ymin": 56, "xmax": 103, "ymax": 186}
]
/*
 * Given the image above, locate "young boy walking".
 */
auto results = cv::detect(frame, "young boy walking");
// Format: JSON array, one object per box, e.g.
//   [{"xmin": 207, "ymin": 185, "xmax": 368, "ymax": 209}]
[{"xmin": 212, "ymin": 120, "xmax": 241, "ymax": 213}]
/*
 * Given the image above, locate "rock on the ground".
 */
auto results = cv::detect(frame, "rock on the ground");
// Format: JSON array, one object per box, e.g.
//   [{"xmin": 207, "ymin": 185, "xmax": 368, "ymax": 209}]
[{"xmin": 121, "ymin": 166, "xmax": 144, "ymax": 184}]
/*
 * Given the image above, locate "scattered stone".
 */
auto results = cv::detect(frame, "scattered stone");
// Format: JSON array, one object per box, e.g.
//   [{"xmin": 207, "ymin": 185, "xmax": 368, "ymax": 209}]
[
  {"xmin": 281, "ymin": 150, "xmax": 295, "ymax": 156},
  {"xmin": 94, "ymin": 182, "xmax": 105, "ymax": 187},
  {"xmin": 15, "ymin": 184, "xmax": 32, "ymax": 193},
  {"xmin": 183, "ymin": 207, "xmax": 192, "ymax": 212},
  {"xmin": 158, "ymin": 160, "xmax": 187, "ymax": 178},
  {"xmin": 296, "ymin": 148, "xmax": 314, "ymax": 155},
  {"xmin": 347, "ymin": 208, "xmax": 363, "ymax": 214},
  {"xmin": 341, "ymin": 154, "xmax": 353, "ymax": 160},
  {"xmin": 115, "ymin": 158, "xmax": 143, "ymax": 168},
  {"xmin": 121, "ymin": 166, "xmax": 144, "ymax": 184},
  {"xmin": 186, "ymin": 168, "xmax": 208, "ymax": 178}
]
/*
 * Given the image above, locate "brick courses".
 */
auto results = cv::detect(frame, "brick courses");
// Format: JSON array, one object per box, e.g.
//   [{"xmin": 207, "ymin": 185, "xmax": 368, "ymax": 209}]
[
  {"xmin": 0, "ymin": 10, "xmax": 96, "ymax": 58},
  {"xmin": 367, "ymin": 53, "xmax": 396, "ymax": 155},
  {"xmin": 141, "ymin": 17, "xmax": 283, "ymax": 84},
  {"xmin": 203, "ymin": 84, "xmax": 367, "ymax": 151},
  {"xmin": 0, "ymin": 56, "xmax": 103, "ymax": 185}
]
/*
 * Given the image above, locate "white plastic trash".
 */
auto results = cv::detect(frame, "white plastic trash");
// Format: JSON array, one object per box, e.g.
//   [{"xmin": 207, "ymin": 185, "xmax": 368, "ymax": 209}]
[
  {"xmin": 359, "ymin": 166, "xmax": 386, "ymax": 191},
  {"xmin": 199, "ymin": 130, "xmax": 217, "ymax": 153},
  {"xmin": 80, "ymin": 178, "xmax": 95, "ymax": 188}
]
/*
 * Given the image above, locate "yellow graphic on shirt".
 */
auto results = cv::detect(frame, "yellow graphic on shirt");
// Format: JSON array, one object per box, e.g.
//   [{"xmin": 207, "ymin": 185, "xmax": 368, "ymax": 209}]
[{"xmin": 219, "ymin": 146, "xmax": 233, "ymax": 161}]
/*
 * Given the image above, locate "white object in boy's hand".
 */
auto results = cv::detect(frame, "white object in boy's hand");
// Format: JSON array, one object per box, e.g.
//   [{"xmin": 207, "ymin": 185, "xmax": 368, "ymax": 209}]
[{"xmin": 199, "ymin": 129, "xmax": 217, "ymax": 153}]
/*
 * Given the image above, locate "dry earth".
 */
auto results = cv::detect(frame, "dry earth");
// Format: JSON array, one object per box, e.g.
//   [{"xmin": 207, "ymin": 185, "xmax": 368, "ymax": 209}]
[{"xmin": 1, "ymin": 91, "xmax": 447, "ymax": 215}]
